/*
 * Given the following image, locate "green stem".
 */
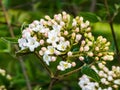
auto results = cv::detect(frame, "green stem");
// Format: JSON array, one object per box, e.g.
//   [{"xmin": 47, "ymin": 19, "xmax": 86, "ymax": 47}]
[
  {"xmin": 104, "ymin": 0, "xmax": 120, "ymax": 61},
  {"xmin": 35, "ymin": 51, "xmax": 54, "ymax": 78}
]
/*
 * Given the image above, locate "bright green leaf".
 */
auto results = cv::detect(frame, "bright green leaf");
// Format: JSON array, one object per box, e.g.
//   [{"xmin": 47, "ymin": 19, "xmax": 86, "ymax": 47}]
[
  {"xmin": 0, "ymin": 39, "xmax": 11, "ymax": 53},
  {"xmin": 81, "ymin": 65, "xmax": 100, "ymax": 82},
  {"xmin": 1, "ymin": 37, "xmax": 18, "ymax": 43},
  {"xmin": 79, "ymin": 12, "xmax": 101, "ymax": 23}
]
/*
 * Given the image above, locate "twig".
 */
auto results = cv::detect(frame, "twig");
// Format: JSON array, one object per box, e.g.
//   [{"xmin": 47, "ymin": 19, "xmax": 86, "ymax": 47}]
[
  {"xmin": 0, "ymin": 1, "xmax": 32, "ymax": 90},
  {"xmin": 35, "ymin": 51, "xmax": 54, "ymax": 78},
  {"xmin": 104, "ymin": 0, "xmax": 120, "ymax": 61},
  {"xmin": 0, "ymin": 21, "xmax": 21, "ymax": 27}
]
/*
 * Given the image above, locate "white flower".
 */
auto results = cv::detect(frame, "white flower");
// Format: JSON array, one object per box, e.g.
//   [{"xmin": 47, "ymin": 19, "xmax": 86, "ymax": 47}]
[
  {"xmin": 52, "ymin": 25, "xmax": 61, "ymax": 34},
  {"xmin": 47, "ymin": 30, "xmax": 59, "ymax": 44},
  {"xmin": 18, "ymin": 38, "xmax": 27, "ymax": 50},
  {"xmin": 43, "ymin": 54, "xmax": 51, "ymax": 65},
  {"xmin": 22, "ymin": 28, "xmax": 31, "ymax": 38},
  {"xmin": 45, "ymin": 46, "xmax": 55, "ymax": 55},
  {"xmin": 57, "ymin": 61, "xmax": 71, "ymax": 71},
  {"xmin": 56, "ymin": 41, "xmax": 68, "ymax": 51},
  {"xmin": 26, "ymin": 37, "xmax": 40, "ymax": 51},
  {"xmin": 78, "ymin": 75, "xmax": 96, "ymax": 90}
]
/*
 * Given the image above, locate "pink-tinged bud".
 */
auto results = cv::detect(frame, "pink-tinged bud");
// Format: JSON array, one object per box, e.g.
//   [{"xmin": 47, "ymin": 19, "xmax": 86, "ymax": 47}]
[
  {"xmin": 64, "ymin": 31, "xmax": 68, "ymax": 36},
  {"xmin": 39, "ymin": 50, "xmax": 44, "ymax": 56},
  {"xmin": 95, "ymin": 47, "xmax": 99, "ymax": 51},
  {"xmin": 44, "ymin": 32, "xmax": 48, "ymax": 37},
  {"xmin": 60, "ymin": 21, "xmax": 65, "ymax": 26},
  {"xmin": 86, "ymin": 27, "xmax": 91, "ymax": 32},
  {"xmin": 57, "ymin": 65, "xmax": 61, "ymax": 70},
  {"xmin": 85, "ymin": 20, "xmax": 90, "ymax": 26},
  {"xmin": 76, "ymin": 34, "xmax": 82, "ymax": 41},
  {"xmin": 40, "ymin": 39, "xmax": 44, "ymax": 45},
  {"xmin": 63, "ymin": 15, "xmax": 67, "ymax": 21},
  {"xmin": 87, "ymin": 41, "xmax": 93, "ymax": 46},
  {"xmin": 66, "ymin": 41, "xmax": 70, "ymax": 46},
  {"xmin": 41, "ymin": 47, "xmax": 47, "ymax": 52},
  {"xmin": 104, "ymin": 47, "xmax": 109, "ymax": 50},
  {"xmin": 72, "ymin": 19, "xmax": 77, "ymax": 26},
  {"xmin": 59, "ymin": 37, "xmax": 65, "ymax": 41},
  {"xmin": 84, "ymin": 46, "xmax": 89, "ymax": 51},
  {"xmin": 79, "ymin": 56, "xmax": 84, "ymax": 61},
  {"xmin": 98, "ymin": 53, "xmax": 102, "ymax": 57},
  {"xmin": 45, "ymin": 15, "xmax": 51, "ymax": 20},
  {"xmin": 80, "ymin": 47, "xmax": 84, "ymax": 52},
  {"xmin": 33, "ymin": 20, "xmax": 39, "ymax": 25},
  {"xmin": 113, "ymin": 85, "xmax": 118, "ymax": 88},
  {"xmin": 75, "ymin": 28, "xmax": 79, "ymax": 32},
  {"xmin": 54, "ymin": 50, "xmax": 60, "ymax": 55},
  {"xmin": 51, "ymin": 56, "xmax": 56, "ymax": 62},
  {"xmin": 95, "ymin": 57, "xmax": 99, "ymax": 60},
  {"xmin": 67, "ymin": 51, "xmax": 72, "ymax": 56},
  {"xmin": 72, "ymin": 62, "xmax": 76, "ymax": 67},
  {"xmin": 81, "ymin": 40, "xmax": 86, "ymax": 45},
  {"xmin": 88, "ymin": 52, "xmax": 93, "ymax": 57}
]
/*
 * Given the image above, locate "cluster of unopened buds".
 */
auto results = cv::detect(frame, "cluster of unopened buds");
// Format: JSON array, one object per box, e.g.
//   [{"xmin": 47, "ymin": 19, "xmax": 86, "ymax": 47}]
[
  {"xmin": 78, "ymin": 62, "xmax": 120, "ymax": 90},
  {"xmin": 0, "ymin": 68, "xmax": 12, "ymax": 90},
  {"xmin": 18, "ymin": 12, "xmax": 114, "ymax": 71}
]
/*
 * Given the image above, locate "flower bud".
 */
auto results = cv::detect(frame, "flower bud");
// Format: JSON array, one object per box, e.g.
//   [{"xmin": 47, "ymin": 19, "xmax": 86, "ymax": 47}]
[
  {"xmin": 79, "ymin": 56, "xmax": 84, "ymax": 61},
  {"xmin": 72, "ymin": 62, "xmax": 76, "ymax": 67}
]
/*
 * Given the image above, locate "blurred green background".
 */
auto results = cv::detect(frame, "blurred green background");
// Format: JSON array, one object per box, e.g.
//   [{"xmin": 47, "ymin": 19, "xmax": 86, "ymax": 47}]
[{"xmin": 0, "ymin": 0, "xmax": 120, "ymax": 90}]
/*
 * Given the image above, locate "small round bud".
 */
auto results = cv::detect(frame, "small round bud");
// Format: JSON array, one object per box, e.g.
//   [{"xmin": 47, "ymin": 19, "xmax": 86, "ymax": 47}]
[
  {"xmin": 39, "ymin": 50, "xmax": 44, "ymax": 56},
  {"xmin": 72, "ymin": 62, "xmax": 76, "ymax": 67},
  {"xmin": 75, "ymin": 28, "xmax": 79, "ymax": 32},
  {"xmin": 80, "ymin": 47, "xmax": 84, "ymax": 52},
  {"xmin": 41, "ymin": 47, "xmax": 47, "ymax": 52},
  {"xmin": 95, "ymin": 47, "xmax": 99, "ymax": 51},
  {"xmin": 84, "ymin": 45, "xmax": 89, "ymax": 51},
  {"xmin": 64, "ymin": 31, "xmax": 68, "ymax": 36},
  {"xmin": 88, "ymin": 52, "xmax": 93, "ymax": 57},
  {"xmin": 51, "ymin": 56, "xmax": 56, "ymax": 62},
  {"xmin": 67, "ymin": 51, "xmax": 72, "ymax": 56},
  {"xmin": 79, "ymin": 56, "xmax": 84, "ymax": 61},
  {"xmin": 40, "ymin": 39, "xmax": 44, "ymax": 45},
  {"xmin": 95, "ymin": 57, "xmax": 99, "ymax": 60}
]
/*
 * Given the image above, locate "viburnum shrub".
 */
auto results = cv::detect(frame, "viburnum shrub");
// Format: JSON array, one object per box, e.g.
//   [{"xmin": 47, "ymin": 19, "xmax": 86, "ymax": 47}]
[{"xmin": 17, "ymin": 12, "xmax": 119, "ymax": 90}]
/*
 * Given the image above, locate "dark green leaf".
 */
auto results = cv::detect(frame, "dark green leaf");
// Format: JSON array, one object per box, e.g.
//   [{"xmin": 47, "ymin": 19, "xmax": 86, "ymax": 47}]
[
  {"xmin": 81, "ymin": 65, "xmax": 100, "ymax": 82},
  {"xmin": 79, "ymin": 12, "xmax": 101, "ymax": 23},
  {"xmin": 1, "ymin": 37, "xmax": 18, "ymax": 43}
]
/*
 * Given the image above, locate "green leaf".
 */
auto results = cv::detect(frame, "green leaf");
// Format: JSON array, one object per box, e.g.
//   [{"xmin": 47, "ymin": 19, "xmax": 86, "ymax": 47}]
[
  {"xmin": 0, "ymin": 39, "xmax": 11, "ymax": 53},
  {"xmin": 79, "ymin": 12, "xmax": 101, "ymax": 23},
  {"xmin": 81, "ymin": 65, "xmax": 100, "ymax": 82},
  {"xmin": 1, "ymin": 37, "xmax": 18, "ymax": 43}
]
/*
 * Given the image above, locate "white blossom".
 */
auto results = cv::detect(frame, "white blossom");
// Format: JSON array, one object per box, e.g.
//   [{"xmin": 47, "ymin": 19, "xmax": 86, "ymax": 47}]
[
  {"xmin": 57, "ymin": 61, "xmax": 71, "ymax": 71},
  {"xmin": 43, "ymin": 54, "xmax": 51, "ymax": 65}
]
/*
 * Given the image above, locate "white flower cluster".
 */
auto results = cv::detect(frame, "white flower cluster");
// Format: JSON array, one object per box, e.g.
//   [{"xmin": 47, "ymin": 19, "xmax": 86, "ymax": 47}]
[
  {"xmin": 0, "ymin": 68, "xmax": 12, "ymax": 90},
  {"xmin": 0, "ymin": 68, "xmax": 12, "ymax": 80},
  {"xmin": 0, "ymin": 85, "xmax": 6, "ymax": 90},
  {"xmin": 18, "ymin": 12, "xmax": 114, "ymax": 71},
  {"xmin": 78, "ymin": 62, "xmax": 120, "ymax": 90}
]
